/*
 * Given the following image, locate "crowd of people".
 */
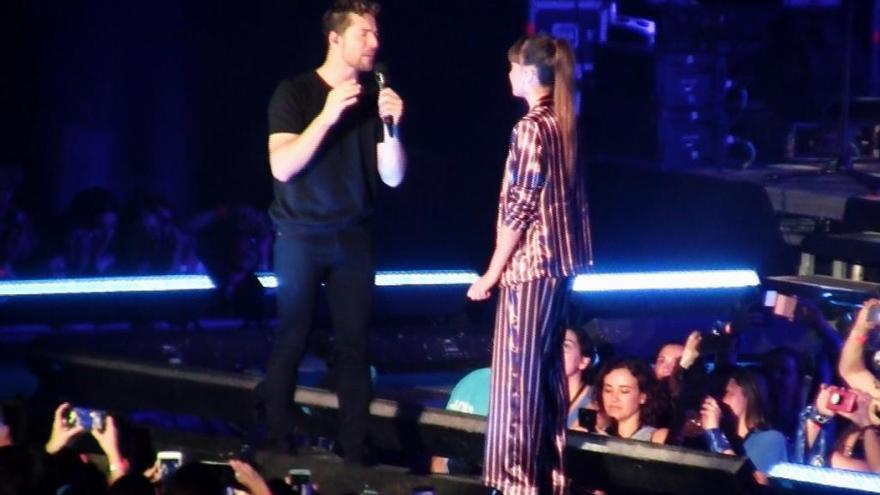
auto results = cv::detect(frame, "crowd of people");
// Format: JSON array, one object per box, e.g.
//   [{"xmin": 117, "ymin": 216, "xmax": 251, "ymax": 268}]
[
  {"xmin": 0, "ymin": 173, "xmax": 272, "ymax": 298},
  {"xmin": 0, "ymin": 401, "xmax": 294, "ymax": 495},
  {"xmin": 431, "ymin": 297, "xmax": 880, "ymax": 490},
  {"xmin": 2, "ymin": 299, "xmax": 878, "ymax": 493}
]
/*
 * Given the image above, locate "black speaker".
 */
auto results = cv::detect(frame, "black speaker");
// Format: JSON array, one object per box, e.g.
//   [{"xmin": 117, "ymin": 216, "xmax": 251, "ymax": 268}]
[
  {"xmin": 588, "ymin": 45, "xmax": 728, "ymax": 169},
  {"xmin": 566, "ymin": 431, "xmax": 758, "ymax": 495}
]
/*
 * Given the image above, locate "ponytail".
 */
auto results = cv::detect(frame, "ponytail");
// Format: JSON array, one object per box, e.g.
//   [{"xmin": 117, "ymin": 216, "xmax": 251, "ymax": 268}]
[
  {"xmin": 553, "ymin": 38, "xmax": 577, "ymax": 181},
  {"xmin": 508, "ymin": 34, "xmax": 579, "ymax": 181}
]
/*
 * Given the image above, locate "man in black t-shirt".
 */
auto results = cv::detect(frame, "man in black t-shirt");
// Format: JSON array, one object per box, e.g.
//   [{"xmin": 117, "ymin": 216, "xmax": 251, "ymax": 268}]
[{"xmin": 261, "ymin": 0, "xmax": 405, "ymax": 465}]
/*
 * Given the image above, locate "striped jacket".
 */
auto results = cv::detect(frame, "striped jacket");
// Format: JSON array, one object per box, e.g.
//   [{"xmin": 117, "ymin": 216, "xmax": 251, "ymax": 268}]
[{"xmin": 497, "ymin": 97, "xmax": 593, "ymax": 286}]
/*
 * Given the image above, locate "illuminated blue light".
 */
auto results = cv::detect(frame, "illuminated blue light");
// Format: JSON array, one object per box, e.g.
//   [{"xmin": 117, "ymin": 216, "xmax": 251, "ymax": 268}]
[
  {"xmin": 256, "ymin": 270, "xmax": 479, "ymax": 289},
  {"xmin": 260, "ymin": 269, "xmax": 759, "ymax": 291},
  {"xmin": 573, "ymin": 270, "xmax": 760, "ymax": 292},
  {"xmin": 375, "ymin": 270, "xmax": 479, "ymax": 287},
  {"xmin": 0, "ymin": 275, "xmax": 216, "ymax": 297},
  {"xmin": 769, "ymin": 462, "xmax": 880, "ymax": 493},
  {"xmin": 0, "ymin": 270, "xmax": 757, "ymax": 296}
]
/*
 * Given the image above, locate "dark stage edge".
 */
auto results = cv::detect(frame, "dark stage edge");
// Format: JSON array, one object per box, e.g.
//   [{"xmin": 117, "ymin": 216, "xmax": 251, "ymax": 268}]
[
  {"xmin": 145, "ymin": 428, "xmax": 487, "ymax": 495},
  {"xmin": 29, "ymin": 349, "xmax": 764, "ymax": 495}
]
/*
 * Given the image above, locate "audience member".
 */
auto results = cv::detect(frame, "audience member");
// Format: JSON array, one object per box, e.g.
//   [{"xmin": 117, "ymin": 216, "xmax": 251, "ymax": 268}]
[
  {"xmin": 564, "ymin": 325, "xmax": 600, "ymax": 432},
  {"xmin": 795, "ymin": 383, "xmax": 880, "ymax": 471},
  {"xmin": 596, "ymin": 358, "xmax": 669, "ymax": 443},
  {"xmin": 762, "ymin": 347, "xmax": 806, "ymax": 440},
  {"xmin": 700, "ymin": 367, "xmax": 788, "ymax": 478}
]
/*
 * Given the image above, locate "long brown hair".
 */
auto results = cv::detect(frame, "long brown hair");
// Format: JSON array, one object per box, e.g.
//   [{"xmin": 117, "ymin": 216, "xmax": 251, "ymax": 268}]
[
  {"xmin": 729, "ymin": 367, "xmax": 770, "ymax": 432},
  {"xmin": 507, "ymin": 34, "xmax": 578, "ymax": 180}
]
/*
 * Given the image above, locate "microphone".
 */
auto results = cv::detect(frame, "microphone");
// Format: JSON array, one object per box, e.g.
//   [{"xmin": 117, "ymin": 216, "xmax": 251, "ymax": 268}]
[{"xmin": 373, "ymin": 63, "xmax": 395, "ymax": 138}]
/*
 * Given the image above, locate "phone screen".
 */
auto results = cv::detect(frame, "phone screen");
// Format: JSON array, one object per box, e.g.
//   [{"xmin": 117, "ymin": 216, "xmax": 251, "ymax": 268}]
[
  {"xmin": 157, "ymin": 452, "xmax": 183, "ymax": 480},
  {"xmin": 773, "ymin": 294, "xmax": 798, "ymax": 321},
  {"xmin": 763, "ymin": 290, "xmax": 778, "ymax": 307}
]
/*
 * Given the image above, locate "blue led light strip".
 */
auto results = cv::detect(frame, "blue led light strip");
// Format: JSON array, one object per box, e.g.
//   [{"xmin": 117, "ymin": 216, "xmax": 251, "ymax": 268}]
[
  {"xmin": 256, "ymin": 270, "xmax": 479, "ymax": 289},
  {"xmin": 572, "ymin": 270, "xmax": 760, "ymax": 292},
  {"xmin": 769, "ymin": 462, "xmax": 880, "ymax": 493},
  {"xmin": 0, "ymin": 275, "xmax": 216, "ymax": 297},
  {"xmin": 0, "ymin": 269, "xmax": 760, "ymax": 296}
]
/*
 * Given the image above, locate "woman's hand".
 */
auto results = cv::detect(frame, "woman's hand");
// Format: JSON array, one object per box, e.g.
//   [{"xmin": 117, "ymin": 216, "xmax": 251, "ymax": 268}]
[
  {"xmin": 680, "ymin": 331, "xmax": 702, "ymax": 369},
  {"xmin": 467, "ymin": 272, "xmax": 500, "ymax": 301},
  {"xmin": 815, "ymin": 384, "xmax": 836, "ymax": 417},
  {"xmin": 700, "ymin": 396, "xmax": 723, "ymax": 431},
  {"xmin": 852, "ymin": 299, "xmax": 880, "ymax": 336},
  {"xmin": 839, "ymin": 388, "xmax": 875, "ymax": 428}
]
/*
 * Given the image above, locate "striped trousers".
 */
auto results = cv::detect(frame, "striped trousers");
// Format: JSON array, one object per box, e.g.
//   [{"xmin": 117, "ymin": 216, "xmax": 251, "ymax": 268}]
[{"xmin": 484, "ymin": 277, "xmax": 571, "ymax": 495}]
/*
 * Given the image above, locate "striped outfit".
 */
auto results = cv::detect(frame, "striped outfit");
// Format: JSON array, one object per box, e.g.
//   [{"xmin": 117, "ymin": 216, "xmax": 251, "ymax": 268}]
[{"xmin": 484, "ymin": 97, "xmax": 592, "ymax": 495}]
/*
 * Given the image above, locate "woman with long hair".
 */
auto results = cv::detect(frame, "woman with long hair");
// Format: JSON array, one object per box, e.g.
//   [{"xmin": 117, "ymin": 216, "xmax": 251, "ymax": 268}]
[
  {"xmin": 596, "ymin": 358, "xmax": 670, "ymax": 443},
  {"xmin": 467, "ymin": 33, "xmax": 592, "ymax": 495},
  {"xmin": 701, "ymin": 367, "xmax": 788, "ymax": 478},
  {"xmin": 564, "ymin": 325, "xmax": 600, "ymax": 432}
]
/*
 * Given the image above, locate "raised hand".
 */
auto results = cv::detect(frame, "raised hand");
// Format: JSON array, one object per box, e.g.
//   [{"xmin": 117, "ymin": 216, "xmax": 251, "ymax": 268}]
[
  {"xmin": 838, "ymin": 388, "xmax": 877, "ymax": 428},
  {"xmin": 700, "ymin": 396, "xmax": 723, "ymax": 431},
  {"xmin": 91, "ymin": 415, "xmax": 121, "ymax": 461},
  {"xmin": 318, "ymin": 80, "xmax": 361, "ymax": 127},
  {"xmin": 378, "ymin": 87, "xmax": 404, "ymax": 127},
  {"xmin": 680, "ymin": 331, "xmax": 702, "ymax": 369},
  {"xmin": 815, "ymin": 384, "xmax": 836, "ymax": 417},
  {"xmin": 45, "ymin": 403, "xmax": 85, "ymax": 455},
  {"xmin": 229, "ymin": 459, "xmax": 271, "ymax": 495},
  {"xmin": 853, "ymin": 299, "xmax": 880, "ymax": 336}
]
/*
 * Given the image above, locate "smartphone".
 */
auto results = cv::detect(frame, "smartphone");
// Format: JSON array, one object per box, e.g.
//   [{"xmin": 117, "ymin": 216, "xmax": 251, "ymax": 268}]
[
  {"xmin": 157, "ymin": 451, "xmax": 184, "ymax": 480},
  {"xmin": 763, "ymin": 290, "xmax": 778, "ymax": 308},
  {"xmin": 869, "ymin": 306, "xmax": 880, "ymax": 324},
  {"xmin": 287, "ymin": 468, "xmax": 312, "ymax": 495},
  {"xmin": 763, "ymin": 290, "xmax": 799, "ymax": 320},
  {"xmin": 578, "ymin": 408, "xmax": 597, "ymax": 432},
  {"xmin": 826, "ymin": 387, "xmax": 858, "ymax": 413},
  {"xmin": 774, "ymin": 294, "xmax": 798, "ymax": 321},
  {"xmin": 64, "ymin": 407, "xmax": 107, "ymax": 432}
]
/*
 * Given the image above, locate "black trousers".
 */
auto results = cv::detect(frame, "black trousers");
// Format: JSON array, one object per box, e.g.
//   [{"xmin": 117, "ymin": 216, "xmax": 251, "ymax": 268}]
[{"xmin": 262, "ymin": 223, "xmax": 374, "ymax": 460}]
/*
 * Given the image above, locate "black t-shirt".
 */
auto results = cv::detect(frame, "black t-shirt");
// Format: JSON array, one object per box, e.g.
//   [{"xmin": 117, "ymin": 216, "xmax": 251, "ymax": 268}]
[{"xmin": 267, "ymin": 71, "xmax": 382, "ymax": 232}]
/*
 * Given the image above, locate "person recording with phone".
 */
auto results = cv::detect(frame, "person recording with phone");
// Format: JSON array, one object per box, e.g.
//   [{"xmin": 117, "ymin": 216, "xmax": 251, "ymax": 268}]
[
  {"xmin": 41, "ymin": 402, "xmax": 134, "ymax": 492},
  {"xmin": 260, "ymin": 0, "xmax": 405, "ymax": 465},
  {"xmin": 838, "ymin": 299, "xmax": 880, "ymax": 400},
  {"xmin": 700, "ymin": 368, "xmax": 787, "ymax": 481},
  {"xmin": 794, "ymin": 383, "xmax": 880, "ymax": 471},
  {"xmin": 791, "ymin": 297, "xmax": 880, "ymax": 472}
]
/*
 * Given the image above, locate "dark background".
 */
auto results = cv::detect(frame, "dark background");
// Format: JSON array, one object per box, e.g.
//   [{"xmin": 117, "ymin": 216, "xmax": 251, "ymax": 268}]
[
  {"xmin": 1, "ymin": 0, "xmax": 532, "ymax": 271},
  {"xmin": 1, "ymin": 1, "xmax": 873, "ymax": 275}
]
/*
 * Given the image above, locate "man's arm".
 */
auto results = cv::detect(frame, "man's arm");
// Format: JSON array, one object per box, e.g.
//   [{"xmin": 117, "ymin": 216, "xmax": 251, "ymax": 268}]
[
  {"xmin": 269, "ymin": 80, "xmax": 361, "ymax": 182},
  {"xmin": 376, "ymin": 87, "xmax": 406, "ymax": 187},
  {"xmin": 377, "ymin": 131, "xmax": 406, "ymax": 187}
]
